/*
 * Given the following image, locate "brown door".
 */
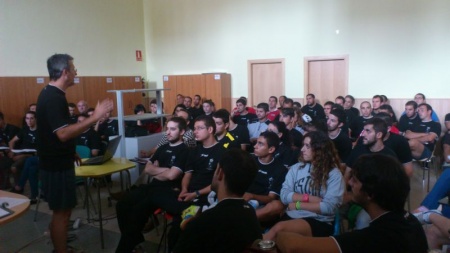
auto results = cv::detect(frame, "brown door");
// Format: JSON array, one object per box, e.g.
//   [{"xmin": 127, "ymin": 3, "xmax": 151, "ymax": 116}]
[
  {"xmin": 304, "ymin": 55, "xmax": 348, "ymax": 105},
  {"xmin": 248, "ymin": 59, "xmax": 285, "ymax": 108}
]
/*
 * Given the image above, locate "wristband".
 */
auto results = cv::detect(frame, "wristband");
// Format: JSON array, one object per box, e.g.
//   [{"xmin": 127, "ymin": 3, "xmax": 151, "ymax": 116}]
[
  {"xmin": 195, "ymin": 190, "xmax": 201, "ymax": 197},
  {"xmin": 295, "ymin": 201, "xmax": 301, "ymax": 210},
  {"xmin": 302, "ymin": 193, "xmax": 309, "ymax": 203}
]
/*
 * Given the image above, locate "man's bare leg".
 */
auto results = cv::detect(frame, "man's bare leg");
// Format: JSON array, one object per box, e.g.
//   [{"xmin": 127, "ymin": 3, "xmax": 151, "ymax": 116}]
[{"xmin": 51, "ymin": 209, "xmax": 72, "ymax": 253}]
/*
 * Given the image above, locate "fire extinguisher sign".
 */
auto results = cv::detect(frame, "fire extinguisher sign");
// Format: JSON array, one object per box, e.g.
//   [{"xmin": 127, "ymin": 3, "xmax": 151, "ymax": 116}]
[{"xmin": 136, "ymin": 50, "xmax": 142, "ymax": 61}]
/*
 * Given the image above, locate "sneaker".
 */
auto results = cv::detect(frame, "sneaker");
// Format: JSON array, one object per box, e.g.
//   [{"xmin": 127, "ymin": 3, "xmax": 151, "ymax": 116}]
[
  {"xmin": 180, "ymin": 205, "xmax": 200, "ymax": 230},
  {"xmin": 413, "ymin": 209, "xmax": 442, "ymax": 224}
]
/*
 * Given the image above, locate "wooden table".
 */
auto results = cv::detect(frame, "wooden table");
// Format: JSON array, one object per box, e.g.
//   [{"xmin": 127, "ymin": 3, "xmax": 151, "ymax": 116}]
[
  {"xmin": 0, "ymin": 191, "xmax": 30, "ymax": 225},
  {"xmin": 75, "ymin": 158, "xmax": 135, "ymax": 249}
]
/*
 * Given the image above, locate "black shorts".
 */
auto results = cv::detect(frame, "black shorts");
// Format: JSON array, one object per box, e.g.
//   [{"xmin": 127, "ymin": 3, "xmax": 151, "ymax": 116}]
[
  {"xmin": 40, "ymin": 167, "xmax": 77, "ymax": 210},
  {"xmin": 280, "ymin": 214, "xmax": 334, "ymax": 237},
  {"xmin": 303, "ymin": 217, "xmax": 334, "ymax": 237}
]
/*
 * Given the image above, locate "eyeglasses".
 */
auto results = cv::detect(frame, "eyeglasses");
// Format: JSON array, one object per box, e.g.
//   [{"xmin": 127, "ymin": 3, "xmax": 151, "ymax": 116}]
[{"xmin": 194, "ymin": 126, "xmax": 207, "ymax": 131}]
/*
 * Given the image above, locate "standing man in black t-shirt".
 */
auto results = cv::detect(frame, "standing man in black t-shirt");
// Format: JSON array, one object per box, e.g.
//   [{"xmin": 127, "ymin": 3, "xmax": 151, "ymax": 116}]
[
  {"xmin": 115, "ymin": 117, "xmax": 190, "ymax": 253},
  {"xmin": 36, "ymin": 54, "xmax": 113, "ymax": 253},
  {"xmin": 404, "ymin": 103, "xmax": 441, "ymax": 160}
]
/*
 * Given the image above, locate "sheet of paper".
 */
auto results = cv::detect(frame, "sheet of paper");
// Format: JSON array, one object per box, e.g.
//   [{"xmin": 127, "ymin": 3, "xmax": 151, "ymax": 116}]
[{"xmin": 0, "ymin": 197, "xmax": 29, "ymax": 208}]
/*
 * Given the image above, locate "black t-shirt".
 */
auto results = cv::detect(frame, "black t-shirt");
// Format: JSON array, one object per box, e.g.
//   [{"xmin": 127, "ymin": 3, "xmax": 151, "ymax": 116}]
[
  {"xmin": 36, "ymin": 85, "xmax": 75, "ymax": 163},
  {"xmin": 353, "ymin": 116, "xmax": 373, "ymax": 140},
  {"xmin": 330, "ymin": 130, "xmax": 352, "ymax": 163},
  {"xmin": 0, "ymin": 123, "xmax": 20, "ymax": 146},
  {"xmin": 410, "ymin": 120, "xmax": 441, "ymax": 151},
  {"xmin": 247, "ymin": 156, "xmax": 287, "ymax": 197},
  {"xmin": 233, "ymin": 113, "xmax": 257, "ymax": 127},
  {"xmin": 97, "ymin": 119, "xmax": 119, "ymax": 141},
  {"xmin": 334, "ymin": 211, "xmax": 428, "ymax": 253},
  {"xmin": 150, "ymin": 142, "xmax": 189, "ymax": 188},
  {"xmin": 346, "ymin": 145, "xmax": 397, "ymax": 169},
  {"xmin": 76, "ymin": 128, "xmax": 102, "ymax": 152},
  {"xmin": 398, "ymin": 114, "xmax": 421, "ymax": 132},
  {"xmin": 15, "ymin": 127, "xmax": 37, "ymax": 149},
  {"xmin": 173, "ymin": 199, "xmax": 262, "ymax": 253},
  {"xmin": 384, "ymin": 133, "xmax": 412, "ymax": 164},
  {"xmin": 350, "ymin": 107, "xmax": 360, "ymax": 117},
  {"xmin": 289, "ymin": 128, "xmax": 303, "ymax": 149},
  {"xmin": 216, "ymin": 132, "xmax": 241, "ymax": 149},
  {"xmin": 186, "ymin": 142, "xmax": 226, "ymax": 192},
  {"xmin": 274, "ymin": 143, "xmax": 299, "ymax": 168},
  {"xmin": 228, "ymin": 124, "xmax": 250, "ymax": 146},
  {"xmin": 301, "ymin": 103, "xmax": 326, "ymax": 121}
]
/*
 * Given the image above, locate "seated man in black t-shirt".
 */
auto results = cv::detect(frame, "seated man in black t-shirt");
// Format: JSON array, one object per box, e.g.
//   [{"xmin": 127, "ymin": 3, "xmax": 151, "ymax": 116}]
[
  {"xmin": 398, "ymin": 101, "xmax": 421, "ymax": 135},
  {"xmin": 404, "ymin": 103, "xmax": 441, "ymax": 160},
  {"xmin": 212, "ymin": 109, "xmax": 240, "ymax": 149},
  {"xmin": 327, "ymin": 108, "xmax": 352, "ymax": 164},
  {"xmin": 174, "ymin": 149, "xmax": 262, "ymax": 253},
  {"xmin": 115, "ymin": 117, "xmax": 190, "ymax": 253},
  {"xmin": 232, "ymin": 98, "xmax": 257, "ymax": 127},
  {"xmin": 275, "ymin": 154, "xmax": 428, "ymax": 253},
  {"xmin": 345, "ymin": 118, "xmax": 398, "ymax": 229},
  {"xmin": 245, "ymin": 131, "xmax": 287, "ymax": 224},
  {"xmin": 7, "ymin": 111, "xmax": 38, "ymax": 185},
  {"xmin": 75, "ymin": 114, "xmax": 102, "ymax": 157},
  {"xmin": 169, "ymin": 115, "xmax": 227, "ymax": 251}
]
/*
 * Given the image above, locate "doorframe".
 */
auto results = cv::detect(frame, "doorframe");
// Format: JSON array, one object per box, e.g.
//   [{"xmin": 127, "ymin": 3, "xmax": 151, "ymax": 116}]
[
  {"xmin": 303, "ymin": 54, "xmax": 349, "ymax": 99},
  {"xmin": 248, "ymin": 58, "xmax": 285, "ymax": 107}
]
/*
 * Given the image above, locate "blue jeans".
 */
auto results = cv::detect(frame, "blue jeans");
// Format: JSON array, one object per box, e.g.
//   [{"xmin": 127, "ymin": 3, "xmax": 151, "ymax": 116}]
[
  {"xmin": 421, "ymin": 167, "xmax": 450, "ymax": 217},
  {"xmin": 18, "ymin": 156, "xmax": 39, "ymax": 199}
]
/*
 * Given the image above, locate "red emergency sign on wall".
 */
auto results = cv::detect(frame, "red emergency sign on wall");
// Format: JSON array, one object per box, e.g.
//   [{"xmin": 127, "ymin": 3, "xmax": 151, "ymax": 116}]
[{"xmin": 136, "ymin": 50, "xmax": 142, "ymax": 61}]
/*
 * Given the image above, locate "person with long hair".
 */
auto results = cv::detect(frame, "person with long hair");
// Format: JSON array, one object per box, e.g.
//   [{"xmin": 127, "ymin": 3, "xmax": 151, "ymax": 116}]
[{"xmin": 263, "ymin": 130, "xmax": 345, "ymax": 240}]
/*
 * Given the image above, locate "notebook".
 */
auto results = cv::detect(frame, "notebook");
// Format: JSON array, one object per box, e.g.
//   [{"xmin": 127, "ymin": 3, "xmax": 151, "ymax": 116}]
[{"xmin": 81, "ymin": 135, "xmax": 122, "ymax": 166}]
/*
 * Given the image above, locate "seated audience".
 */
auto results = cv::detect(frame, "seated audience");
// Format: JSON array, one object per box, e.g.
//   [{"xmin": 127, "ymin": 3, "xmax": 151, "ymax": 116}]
[
  {"xmin": 232, "ymin": 98, "xmax": 257, "ymax": 126},
  {"xmin": 276, "ymin": 154, "xmax": 428, "ymax": 253},
  {"xmin": 327, "ymin": 108, "xmax": 352, "ymax": 163},
  {"xmin": 263, "ymin": 130, "xmax": 345, "ymax": 240},
  {"xmin": 77, "ymin": 100, "xmax": 88, "ymax": 115},
  {"xmin": 7, "ymin": 111, "xmax": 38, "ymax": 186},
  {"xmin": 323, "ymin": 101, "xmax": 334, "ymax": 118},
  {"xmin": 245, "ymin": 131, "xmax": 287, "ymax": 224},
  {"xmin": 248, "ymin": 103, "xmax": 270, "ymax": 144},
  {"xmin": 202, "ymin": 99, "xmax": 215, "ymax": 117},
  {"xmin": 353, "ymin": 101, "xmax": 373, "ymax": 142},
  {"xmin": 267, "ymin": 96, "xmax": 280, "ymax": 122},
  {"xmin": 414, "ymin": 93, "xmax": 440, "ymax": 122},
  {"xmin": 173, "ymin": 149, "xmax": 261, "ymax": 253},
  {"xmin": 212, "ymin": 109, "xmax": 240, "ymax": 149},
  {"xmin": 371, "ymin": 95, "xmax": 382, "ymax": 115},
  {"xmin": 228, "ymin": 113, "xmax": 250, "ymax": 151},
  {"xmin": 404, "ymin": 103, "xmax": 441, "ymax": 160},
  {"xmin": 279, "ymin": 108, "xmax": 303, "ymax": 149},
  {"xmin": 398, "ymin": 100, "xmax": 420, "ymax": 135},
  {"xmin": 115, "ymin": 117, "xmax": 190, "ymax": 253},
  {"xmin": 267, "ymin": 121, "xmax": 298, "ymax": 168},
  {"xmin": 76, "ymin": 114, "xmax": 101, "ymax": 157},
  {"xmin": 301, "ymin": 93, "xmax": 326, "ymax": 121}
]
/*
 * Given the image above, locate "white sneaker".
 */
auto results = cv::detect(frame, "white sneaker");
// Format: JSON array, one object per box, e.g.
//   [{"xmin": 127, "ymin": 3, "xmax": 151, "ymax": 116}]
[{"xmin": 413, "ymin": 210, "xmax": 442, "ymax": 224}]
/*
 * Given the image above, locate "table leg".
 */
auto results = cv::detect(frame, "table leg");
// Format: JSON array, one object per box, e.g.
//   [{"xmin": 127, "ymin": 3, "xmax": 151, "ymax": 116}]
[{"xmin": 97, "ymin": 178, "xmax": 104, "ymax": 249}]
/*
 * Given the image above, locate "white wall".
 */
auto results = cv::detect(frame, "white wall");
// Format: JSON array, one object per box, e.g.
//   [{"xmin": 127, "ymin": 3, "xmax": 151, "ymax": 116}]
[
  {"xmin": 1, "ymin": 0, "xmax": 449, "ymax": 100},
  {"xmin": 143, "ymin": 0, "xmax": 450, "ymax": 99},
  {"xmin": 0, "ymin": 0, "xmax": 146, "ymax": 76}
]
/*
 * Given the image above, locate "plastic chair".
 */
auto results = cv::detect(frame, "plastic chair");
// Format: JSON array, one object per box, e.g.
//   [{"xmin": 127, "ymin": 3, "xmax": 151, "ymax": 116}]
[
  {"xmin": 154, "ymin": 208, "xmax": 173, "ymax": 253},
  {"xmin": 413, "ymin": 145, "xmax": 439, "ymax": 192}
]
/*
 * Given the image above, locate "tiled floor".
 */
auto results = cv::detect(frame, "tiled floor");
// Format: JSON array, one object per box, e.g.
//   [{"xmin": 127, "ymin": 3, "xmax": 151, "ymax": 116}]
[{"xmin": 0, "ymin": 162, "xmax": 443, "ymax": 253}]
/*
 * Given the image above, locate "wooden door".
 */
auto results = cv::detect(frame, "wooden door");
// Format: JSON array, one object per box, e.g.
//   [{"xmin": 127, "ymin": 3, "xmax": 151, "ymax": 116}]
[
  {"xmin": 163, "ymin": 75, "xmax": 178, "ymax": 115},
  {"xmin": 304, "ymin": 55, "xmax": 348, "ymax": 104},
  {"xmin": 204, "ymin": 73, "xmax": 231, "ymax": 111},
  {"xmin": 248, "ymin": 59, "xmax": 285, "ymax": 108}
]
